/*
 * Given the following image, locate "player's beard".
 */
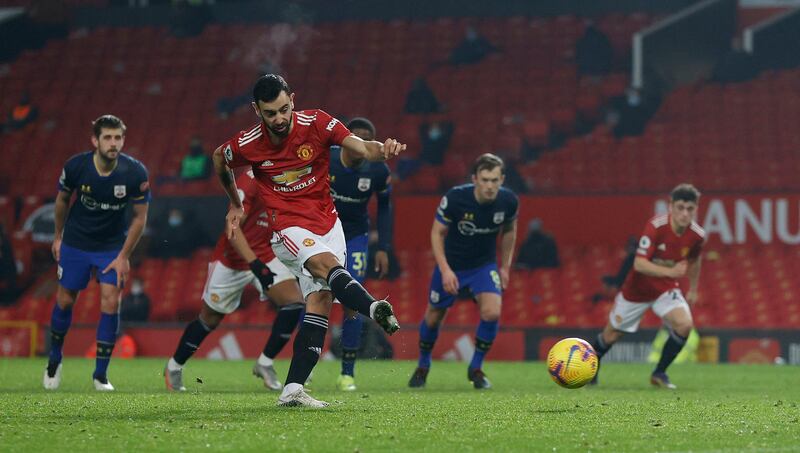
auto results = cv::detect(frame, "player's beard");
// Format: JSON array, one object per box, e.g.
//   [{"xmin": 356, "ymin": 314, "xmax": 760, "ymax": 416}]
[{"xmin": 267, "ymin": 120, "xmax": 290, "ymax": 138}]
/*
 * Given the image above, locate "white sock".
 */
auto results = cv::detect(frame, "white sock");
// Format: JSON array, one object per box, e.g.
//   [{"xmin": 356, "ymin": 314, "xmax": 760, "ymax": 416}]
[
  {"xmin": 257, "ymin": 353, "xmax": 273, "ymax": 367},
  {"xmin": 281, "ymin": 382, "xmax": 303, "ymax": 397},
  {"xmin": 167, "ymin": 357, "xmax": 183, "ymax": 371}
]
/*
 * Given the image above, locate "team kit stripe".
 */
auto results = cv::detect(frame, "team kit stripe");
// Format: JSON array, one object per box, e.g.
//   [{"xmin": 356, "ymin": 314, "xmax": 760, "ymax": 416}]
[
  {"xmin": 690, "ymin": 223, "xmax": 706, "ymax": 237},
  {"xmin": 303, "ymin": 317, "xmax": 329, "ymax": 329},
  {"xmin": 239, "ymin": 132, "xmax": 262, "ymax": 148},
  {"xmin": 238, "ymin": 125, "xmax": 261, "ymax": 143},
  {"xmin": 283, "ymin": 237, "xmax": 300, "ymax": 256}
]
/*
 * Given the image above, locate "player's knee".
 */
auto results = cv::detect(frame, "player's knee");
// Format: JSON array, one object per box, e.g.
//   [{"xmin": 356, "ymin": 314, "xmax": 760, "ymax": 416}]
[
  {"xmin": 480, "ymin": 306, "xmax": 500, "ymax": 322},
  {"xmin": 200, "ymin": 309, "xmax": 224, "ymax": 329},
  {"xmin": 424, "ymin": 307, "xmax": 446, "ymax": 327},
  {"xmin": 673, "ymin": 322, "xmax": 693, "ymax": 338},
  {"xmin": 305, "ymin": 253, "xmax": 340, "ymax": 280}
]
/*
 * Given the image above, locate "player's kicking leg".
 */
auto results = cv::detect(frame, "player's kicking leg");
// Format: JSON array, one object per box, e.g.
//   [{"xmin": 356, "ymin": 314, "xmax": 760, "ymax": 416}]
[
  {"xmin": 165, "ymin": 304, "xmax": 224, "ymax": 391},
  {"xmin": 468, "ymin": 292, "xmax": 502, "ymax": 390},
  {"xmin": 44, "ymin": 285, "xmax": 78, "ymax": 390},
  {"xmin": 650, "ymin": 296, "xmax": 694, "ymax": 390},
  {"xmin": 253, "ymin": 277, "xmax": 304, "ymax": 391}
]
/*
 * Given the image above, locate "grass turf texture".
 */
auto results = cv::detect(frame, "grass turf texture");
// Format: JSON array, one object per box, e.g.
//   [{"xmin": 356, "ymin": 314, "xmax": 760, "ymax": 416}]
[{"xmin": 1, "ymin": 359, "xmax": 799, "ymax": 452}]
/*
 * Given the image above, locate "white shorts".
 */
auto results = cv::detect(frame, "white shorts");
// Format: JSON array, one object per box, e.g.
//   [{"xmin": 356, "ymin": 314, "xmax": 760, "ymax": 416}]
[
  {"xmin": 609, "ymin": 289, "xmax": 692, "ymax": 333},
  {"xmin": 202, "ymin": 258, "xmax": 295, "ymax": 314},
  {"xmin": 271, "ymin": 218, "xmax": 347, "ymax": 299}
]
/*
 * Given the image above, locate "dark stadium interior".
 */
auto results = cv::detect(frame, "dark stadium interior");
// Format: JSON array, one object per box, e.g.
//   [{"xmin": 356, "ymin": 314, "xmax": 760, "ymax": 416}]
[{"xmin": 1, "ymin": 0, "xmax": 800, "ymax": 360}]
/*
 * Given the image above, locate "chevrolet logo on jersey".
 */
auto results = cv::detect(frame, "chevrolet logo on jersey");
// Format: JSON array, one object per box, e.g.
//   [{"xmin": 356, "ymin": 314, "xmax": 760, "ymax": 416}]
[
  {"xmin": 272, "ymin": 166, "xmax": 313, "ymax": 186},
  {"xmin": 271, "ymin": 166, "xmax": 317, "ymax": 192}
]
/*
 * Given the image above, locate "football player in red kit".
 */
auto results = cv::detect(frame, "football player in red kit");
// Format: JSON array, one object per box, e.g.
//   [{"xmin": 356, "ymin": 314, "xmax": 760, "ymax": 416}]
[
  {"xmin": 590, "ymin": 184, "xmax": 705, "ymax": 389},
  {"xmin": 212, "ymin": 74, "xmax": 405, "ymax": 407}
]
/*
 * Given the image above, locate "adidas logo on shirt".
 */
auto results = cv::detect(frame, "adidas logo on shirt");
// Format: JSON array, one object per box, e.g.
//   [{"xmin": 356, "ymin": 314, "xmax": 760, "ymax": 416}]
[{"xmin": 261, "ymin": 160, "xmax": 274, "ymax": 167}]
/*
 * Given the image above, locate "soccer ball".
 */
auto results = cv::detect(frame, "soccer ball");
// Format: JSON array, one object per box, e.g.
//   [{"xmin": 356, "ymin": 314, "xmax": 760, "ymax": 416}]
[{"xmin": 547, "ymin": 337, "xmax": 598, "ymax": 389}]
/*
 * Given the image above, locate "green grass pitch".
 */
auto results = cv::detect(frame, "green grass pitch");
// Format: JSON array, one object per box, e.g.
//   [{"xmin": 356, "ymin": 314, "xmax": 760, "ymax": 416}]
[{"xmin": 1, "ymin": 358, "xmax": 799, "ymax": 452}]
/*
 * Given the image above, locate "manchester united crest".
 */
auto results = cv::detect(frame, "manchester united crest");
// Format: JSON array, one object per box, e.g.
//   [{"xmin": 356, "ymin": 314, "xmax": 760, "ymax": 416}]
[{"xmin": 297, "ymin": 144, "xmax": 314, "ymax": 161}]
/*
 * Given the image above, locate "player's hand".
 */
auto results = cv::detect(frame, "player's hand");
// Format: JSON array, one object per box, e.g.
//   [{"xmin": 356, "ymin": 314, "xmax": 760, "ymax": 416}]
[
  {"xmin": 442, "ymin": 268, "xmax": 460, "ymax": 295},
  {"xmin": 686, "ymin": 289, "xmax": 699, "ymax": 306},
  {"xmin": 499, "ymin": 267, "xmax": 510, "ymax": 290},
  {"xmin": 381, "ymin": 138, "xmax": 406, "ymax": 161},
  {"xmin": 226, "ymin": 206, "xmax": 245, "ymax": 240},
  {"xmin": 669, "ymin": 261, "xmax": 689, "ymax": 279},
  {"xmin": 249, "ymin": 259, "xmax": 275, "ymax": 290},
  {"xmin": 374, "ymin": 250, "xmax": 390, "ymax": 279},
  {"xmin": 51, "ymin": 237, "xmax": 62, "ymax": 262},
  {"xmin": 102, "ymin": 255, "xmax": 130, "ymax": 288}
]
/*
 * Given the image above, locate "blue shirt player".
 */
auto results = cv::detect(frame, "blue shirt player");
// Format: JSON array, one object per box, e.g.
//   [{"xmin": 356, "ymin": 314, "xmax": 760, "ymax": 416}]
[
  {"xmin": 409, "ymin": 153, "xmax": 518, "ymax": 389},
  {"xmin": 44, "ymin": 115, "xmax": 150, "ymax": 392},
  {"xmin": 329, "ymin": 117, "xmax": 393, "ymax": 391}
]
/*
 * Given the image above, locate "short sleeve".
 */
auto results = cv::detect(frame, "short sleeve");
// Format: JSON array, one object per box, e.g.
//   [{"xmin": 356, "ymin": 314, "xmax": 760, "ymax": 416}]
[
  {"xmin": 435, "ymin": 191, "xmax": 456, "ymax": 225},
  {"xmin": 220, "ymin": 136, "xmax": 251, "ymax": 169},
  {"xmin": 57, "ymin": 158, "xmax": 78, "ymax": 193},
  {"xmin": 505, "ymin": 192, "xmax": 519, "ymax": 225},
  {"xmin": 636, "ymin": 221, "xmax": 658, "ymax": 260},
  {"xmin": 316, "ymin": 110, "xmax": 351, "ymax": 146},
  {"xmin": 129, "ymin": 162, "xmax": 151, "ymax": 204},
  {"xmin": 376, "ymin": 165, "xmax": 392, "ymax": 194}
]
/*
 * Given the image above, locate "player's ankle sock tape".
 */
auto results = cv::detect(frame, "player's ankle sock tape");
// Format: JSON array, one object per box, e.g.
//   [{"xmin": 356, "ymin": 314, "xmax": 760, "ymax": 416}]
[
  {"xmin": 173, "ymin": 318, "xmax": 215, "ymax": 365},
  {"xmin": 263, "ymin": 303, "xmax": 303, "ymax": 358},
  {"xmin": 655, "ymin": 332, "xmax": 688, "ymax": 373},
  {"xmin": 93, "ymin": 313, "xmax": 119, "ymax": 378},
  {"xmin": 286, "ymin": 314, "xmax": 328, "ymax": 385},
  {"xmin": 327, "ymin": 266, "xmax": 374, "ymax": 317},
  {"xmin": 475, "ymin": 320, "xmax": 499, "ymax": 344}
]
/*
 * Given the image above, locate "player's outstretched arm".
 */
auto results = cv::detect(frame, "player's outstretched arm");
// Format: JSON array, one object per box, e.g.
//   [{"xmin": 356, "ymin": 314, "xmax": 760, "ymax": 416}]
[
  {"xmin": 341, "ymin": 136, "xmax": 406, "ymax": 162},
  {"xmin": 212, "ymin": 145, "xmax": 244, "ymax": 239},
  {"xmin": 227, "ymin": 213, "xmax": 275, "ymax": 290},
  {"xmin": 51, "ymin": 190, "xmax": 72, "ymax": 262},
  {"xmin": 498, "ymin": 218, "xmax": 518, "ymax": 289},
  {"xmin": 685, "ymin": 256, "xmax": 702, "ymax": 305}
]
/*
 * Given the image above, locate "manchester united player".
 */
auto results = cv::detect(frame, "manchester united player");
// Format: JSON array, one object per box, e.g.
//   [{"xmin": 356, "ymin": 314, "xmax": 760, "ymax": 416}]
[
  {"xmin": 212, "ymin": 74, "xmax": 405, "ymax": 408},
  {"xmin": 164, "ymin": 170, "xmax": 304, "ymax": 392},
  {"xmin": 590, "ymin": 184, "xmax": 704, "ymax": 389}
]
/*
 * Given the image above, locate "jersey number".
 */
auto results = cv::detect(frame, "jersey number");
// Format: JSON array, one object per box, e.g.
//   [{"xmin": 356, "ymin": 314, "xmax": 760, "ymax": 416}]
[{"xmin": 351, "ymin": 251, "xmax": 367, "ymax": 277}]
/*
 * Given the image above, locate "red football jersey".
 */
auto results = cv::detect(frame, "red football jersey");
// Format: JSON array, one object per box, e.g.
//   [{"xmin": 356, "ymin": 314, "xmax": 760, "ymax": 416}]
[
  {"xmin": 211, "ymin": 170, "xmax": 275, "ymax": 270},
  {"xmin": 220, "ymin": 109, "xmax": 352, "ymax": 235},
  {"xmin": 621, "ymin": 214, "xmax": 705, "ymax": 302}
]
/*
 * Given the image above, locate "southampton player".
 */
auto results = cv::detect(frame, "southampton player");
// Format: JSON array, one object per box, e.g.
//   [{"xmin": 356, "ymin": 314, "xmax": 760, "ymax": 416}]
[
  {"xmin": 590, "ymin": 184, "xmax": 704, "ymax": 389},
  {"xmin": 164, "ymin": 170, "xmax": 305, "ymax": 392},
  {"xmin": 44, "ymin": 115, "xmax": 150, "ymax": 391},
  {"xmin": 409, "ymin": 154, "xmax": 518, "ymax": 389},
  {"xmin": 329, "ymin": 117, "xmax": 393, "ymax": 391},
  {"xmin": 212, "ymin": 74, "xmax": 404, "ymax": 408}
]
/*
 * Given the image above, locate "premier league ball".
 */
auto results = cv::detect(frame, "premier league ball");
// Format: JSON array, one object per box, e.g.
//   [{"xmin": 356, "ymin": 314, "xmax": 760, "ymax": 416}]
[{"xmin": 547, "ymin": 337, "xmax": 598, "ymax": 389}]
